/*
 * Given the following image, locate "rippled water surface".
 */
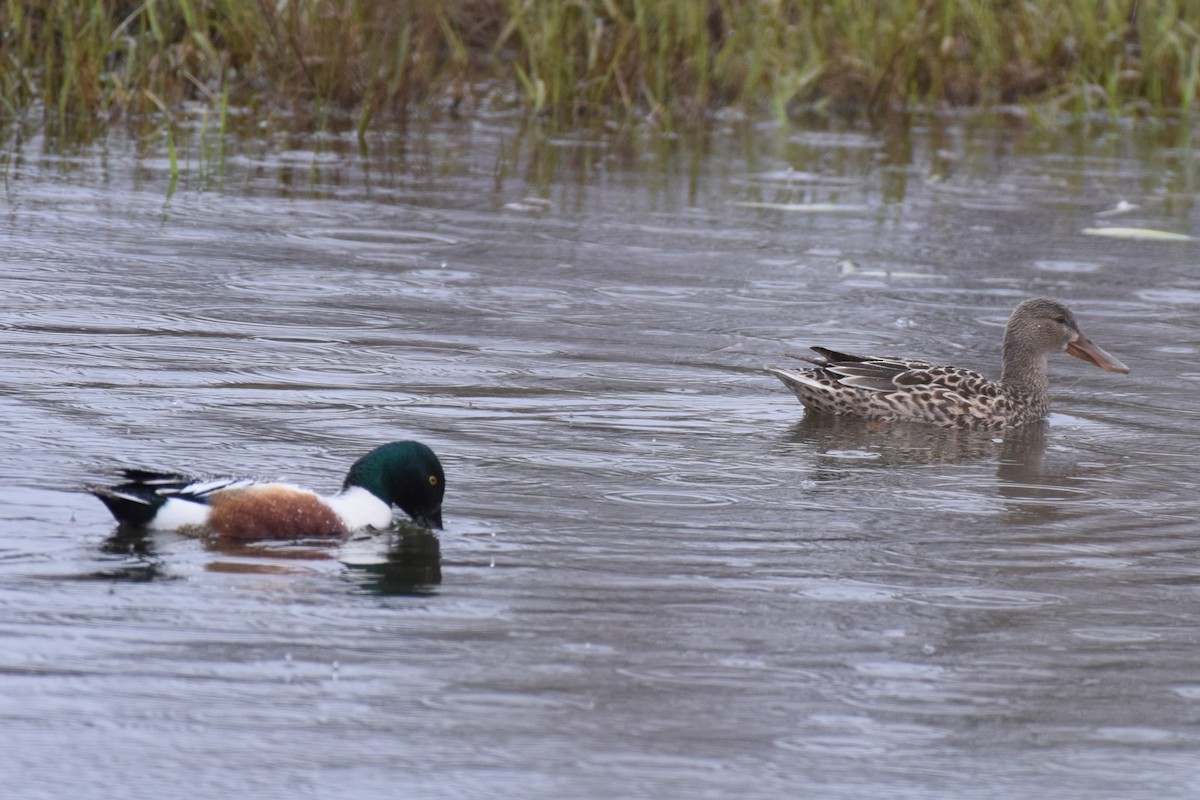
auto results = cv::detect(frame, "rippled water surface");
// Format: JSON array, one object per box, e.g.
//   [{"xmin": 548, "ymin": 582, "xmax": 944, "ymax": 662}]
[{"xmin": 3, "ymin": 115, "xmax": 1200, "ymax": 799}]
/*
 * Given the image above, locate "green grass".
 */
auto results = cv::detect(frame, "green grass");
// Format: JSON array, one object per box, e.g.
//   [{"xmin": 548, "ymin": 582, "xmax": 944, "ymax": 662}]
[{"xmin": 3, "ymin": 0, "xmax": 1200, "ymax": 135}]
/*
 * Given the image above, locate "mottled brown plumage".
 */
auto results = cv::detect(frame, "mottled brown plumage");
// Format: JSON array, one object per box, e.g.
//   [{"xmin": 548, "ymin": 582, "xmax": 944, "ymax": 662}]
[{"xmin": 767, "ymin": 298, "xmax": 1129, "ymax": 430}]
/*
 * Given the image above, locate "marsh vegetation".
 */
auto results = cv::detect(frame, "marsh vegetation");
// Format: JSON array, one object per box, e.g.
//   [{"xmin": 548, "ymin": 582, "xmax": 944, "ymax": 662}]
[{"xmin": 3, "ymin": 0, "xmax": 1200, "ymax": 137}]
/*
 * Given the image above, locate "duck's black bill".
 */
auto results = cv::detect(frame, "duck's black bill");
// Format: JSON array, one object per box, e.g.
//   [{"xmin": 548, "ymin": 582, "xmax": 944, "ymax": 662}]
[
  {"xmin": 1067, "ymin": 336, "xmax": 1130, "ymax": 374},
  {"xmin": 412, "ymin": 508, "xmax": 444, "ymax": 531}
]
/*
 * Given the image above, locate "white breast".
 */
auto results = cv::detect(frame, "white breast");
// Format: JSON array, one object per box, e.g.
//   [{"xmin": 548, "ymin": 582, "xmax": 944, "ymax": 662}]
[{"xmin": 322, "ymin": 486, "xmax": 394, "ymax": 531}]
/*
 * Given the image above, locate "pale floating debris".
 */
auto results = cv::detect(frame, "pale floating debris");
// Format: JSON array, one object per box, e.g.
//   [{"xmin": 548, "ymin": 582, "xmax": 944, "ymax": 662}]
[
  {"xmin": 823, "ymin": 449, "xmax": 881, "ymax": 460},
  {"xmin": 1082, "ymin": 226, "xmax": 1192, "ymax": 241},
  {"xmin": 1095, "ymin": 200, "xmax": 1140, "ymax": 217},
  {"xmin": 504, "ymin": 196, "xmax": 553, "ymax": 213},
  {"xmin": 753, "ymin": 169, "xmax": 826, "ymax": 182},
  {"xmin": 839, "ymin": 260, "xmax": 938, "ymax": 280},
  {"xmin": 503, "ymin": 201, "xmax": 542, "ymax": 212},
  {"xmin": 736, "ymin": 201, "xmax": 871, "ymax": 213},
  {"xmin": 1033, "ymin": 259, "xmax": 1100, "ymax": 274}
]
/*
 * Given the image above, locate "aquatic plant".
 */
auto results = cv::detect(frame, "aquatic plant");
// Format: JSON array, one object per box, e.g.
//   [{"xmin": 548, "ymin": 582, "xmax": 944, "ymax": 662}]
[{"xmin": 1, "ymin": 0, "xmax": 1199, "ymax": 133}]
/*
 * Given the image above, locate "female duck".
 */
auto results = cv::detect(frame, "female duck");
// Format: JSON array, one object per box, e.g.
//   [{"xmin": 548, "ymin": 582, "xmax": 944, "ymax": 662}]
[{"xmin": 767, "ymin": 298, "xmax": 1129, "ymax": 430}]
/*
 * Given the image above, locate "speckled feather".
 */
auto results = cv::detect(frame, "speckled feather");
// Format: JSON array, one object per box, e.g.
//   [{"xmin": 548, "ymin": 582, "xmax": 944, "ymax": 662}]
[
  {"xmin": 767, "ymin": 299, "xmax": 1129, "ymax": 431},
  {"xmin": 768, "ymin": 349, "xmax": 1036, "ymax": 430}
]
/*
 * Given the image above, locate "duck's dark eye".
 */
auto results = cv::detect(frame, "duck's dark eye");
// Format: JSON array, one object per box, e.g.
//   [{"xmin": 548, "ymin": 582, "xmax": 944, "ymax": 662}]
[
  {"xmin": 428, "ymin": 475, "xmax": 439, "ymax": 486},
  {"xmin": 1053, "ymin": 315, "xmax": 1067, "ymax": 324}
]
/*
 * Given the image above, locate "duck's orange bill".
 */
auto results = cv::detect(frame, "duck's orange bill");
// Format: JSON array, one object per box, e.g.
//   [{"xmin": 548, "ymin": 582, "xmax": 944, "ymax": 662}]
[{"xmin": 1067, "ymin": 336, "xmax": 1130, "ymax": 373}]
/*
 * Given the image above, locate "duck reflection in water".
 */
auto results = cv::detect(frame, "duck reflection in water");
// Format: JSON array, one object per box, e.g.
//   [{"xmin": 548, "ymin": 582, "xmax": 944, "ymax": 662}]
[
  {"xmin": 340, "ymin": 526, "xmax": 443, "ymax": 596},
  {"xmin": 782, "ymin": 412, "xmax": 1103, "ymax": 522},
  {"xmin": 783, "ymin": 412, "xmax": 1042, "ymax": 469},
  {"xmin": 96, "ymin": 523, "xmax": 442, "ymax": 595}
]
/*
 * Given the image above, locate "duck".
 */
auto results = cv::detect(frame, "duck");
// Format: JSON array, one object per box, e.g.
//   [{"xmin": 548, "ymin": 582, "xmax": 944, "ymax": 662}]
[
  {"xmin": 767, "ymin": 298, "xmax": 1129, "ymax": 430},
  {"xmin": 87, "ymin": 440, "xmax": 445, "ymax": 538}
]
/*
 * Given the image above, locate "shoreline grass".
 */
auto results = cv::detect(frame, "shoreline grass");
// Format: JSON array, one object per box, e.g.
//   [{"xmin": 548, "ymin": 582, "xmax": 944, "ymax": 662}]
[{"xmin": 3, "ymin": 1, "xmax": 1200, "ymax": 136}]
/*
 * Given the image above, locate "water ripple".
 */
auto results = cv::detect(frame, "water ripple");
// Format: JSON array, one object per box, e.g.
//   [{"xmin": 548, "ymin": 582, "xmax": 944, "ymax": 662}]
[
  {"xmin": 903, "ymin": 587, "xmax": 1066, "ymax": 610},
  {"xmin": 604, "ymin": 490, "xmax": 738, "ymax": 508},
  {"xmin": 0, "ymin": 117, "xmax": 1196, "ymax": 800}
]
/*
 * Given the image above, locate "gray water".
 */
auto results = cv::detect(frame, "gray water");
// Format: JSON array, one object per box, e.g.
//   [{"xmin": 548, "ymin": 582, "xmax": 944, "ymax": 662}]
[{"xmin": 2, "ymin": 115, "xmax": 1199, "ymax": 799}]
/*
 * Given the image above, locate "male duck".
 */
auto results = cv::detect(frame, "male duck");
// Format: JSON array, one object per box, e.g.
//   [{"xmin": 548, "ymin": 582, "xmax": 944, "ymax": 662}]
[
  {"xmin": 767, "ymin": 298, "xmax": 1129, "ymax": 430},
  {"xmin": 88, "ymin": 441, "xmax": 445, "ymax": 538}
]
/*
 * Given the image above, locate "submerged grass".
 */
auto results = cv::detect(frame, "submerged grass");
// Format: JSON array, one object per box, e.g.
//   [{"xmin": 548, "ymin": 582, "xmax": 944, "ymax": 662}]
[{"xmin": 3, "ymin": 0, "xmax": 1200, "ymax": 135}]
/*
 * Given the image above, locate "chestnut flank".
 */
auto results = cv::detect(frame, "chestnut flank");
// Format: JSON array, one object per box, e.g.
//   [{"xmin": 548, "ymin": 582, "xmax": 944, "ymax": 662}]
[{"xmin": 208, "ymin": 486, "xmax": 349, "ymax": 540}]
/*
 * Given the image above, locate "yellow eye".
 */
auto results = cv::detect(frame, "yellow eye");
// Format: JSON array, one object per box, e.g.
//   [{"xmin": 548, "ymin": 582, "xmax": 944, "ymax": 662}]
[{"xmin": 428, "ymin": 475, "xmax": 439, "ymax": 486}]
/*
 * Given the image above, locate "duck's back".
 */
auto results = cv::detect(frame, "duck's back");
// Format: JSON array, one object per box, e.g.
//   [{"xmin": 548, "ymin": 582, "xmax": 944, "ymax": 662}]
[{"xmin": 767, "ymin": 348, "xmax": 1031, "ymax": 430}]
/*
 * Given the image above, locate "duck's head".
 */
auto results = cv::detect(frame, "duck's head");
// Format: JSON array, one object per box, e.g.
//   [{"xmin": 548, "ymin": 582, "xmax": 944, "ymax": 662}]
[
  {"xmin": 343, "ymin": 441, "xmax": 445, "ymax": 530},
  {"xmin": 1005, "ymin": 298, "xmax": 1129, "ymax": 374}
]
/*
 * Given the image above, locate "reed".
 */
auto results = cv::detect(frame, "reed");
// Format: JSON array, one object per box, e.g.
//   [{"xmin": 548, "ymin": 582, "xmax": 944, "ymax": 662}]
[{"xmin": 1, "ymin": 0, "xmax": 1199, "ymax": 134}]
